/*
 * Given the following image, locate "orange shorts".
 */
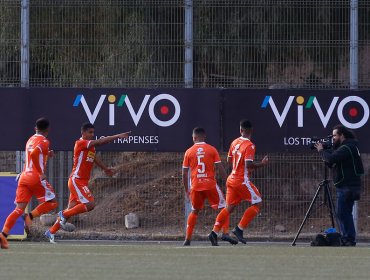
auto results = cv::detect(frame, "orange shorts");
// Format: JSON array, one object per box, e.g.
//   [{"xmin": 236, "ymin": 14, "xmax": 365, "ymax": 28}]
[
  {"xmin": 68, "ymin": 177, "xmax": 94, "ymax": 204},
  {"xmin": 226, "ymin": 178, "xmax": 262, "ymax": 206},
  {"xmin": 190, "ymin": 185, "xmax": 226, "ymax": 210},
  {"xmin": 16, "ymin": 172, "xmax": 56, "ymax": 203}
]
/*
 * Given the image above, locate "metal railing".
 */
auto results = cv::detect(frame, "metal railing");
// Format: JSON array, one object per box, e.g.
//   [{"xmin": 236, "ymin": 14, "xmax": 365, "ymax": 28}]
[
  {"xmin": 1, "ymin": 0, "xmax": 370, "ymax": 240},
  {"xmin": 1, "ymin": 151, "xmax": 369, "ymax": 240}
]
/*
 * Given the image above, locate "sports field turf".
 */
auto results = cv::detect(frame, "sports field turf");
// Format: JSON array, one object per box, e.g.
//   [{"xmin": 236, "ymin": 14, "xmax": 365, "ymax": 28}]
[{"xmin": 0, "ymin": 241, "xmax": 369, "ymax": 280}]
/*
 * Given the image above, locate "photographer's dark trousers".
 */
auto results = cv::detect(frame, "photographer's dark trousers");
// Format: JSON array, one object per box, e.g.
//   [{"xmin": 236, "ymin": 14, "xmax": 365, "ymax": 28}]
[{"xmin": 336, "ymin": 186, "xmax": 361, "ymax": 244}]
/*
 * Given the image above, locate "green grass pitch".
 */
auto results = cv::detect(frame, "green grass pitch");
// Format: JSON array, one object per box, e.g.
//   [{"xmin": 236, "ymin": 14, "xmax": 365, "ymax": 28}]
[{"xmin": 1, "ymin": 241, "xmax": 369, "ymax": 280}]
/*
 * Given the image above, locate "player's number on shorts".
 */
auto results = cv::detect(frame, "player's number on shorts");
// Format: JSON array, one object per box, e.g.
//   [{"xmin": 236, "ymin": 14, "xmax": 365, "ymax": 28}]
[
  {"xmin": 82, "ymin": 186, "xmax": 90, "ymax": 194},
  {"xmin": 197, "ymin": 155, "xmax": 205, "ymax": 174}
]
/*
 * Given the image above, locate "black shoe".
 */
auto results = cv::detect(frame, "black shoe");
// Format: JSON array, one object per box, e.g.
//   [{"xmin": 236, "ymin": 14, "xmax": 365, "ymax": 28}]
[
  {"xmin": 183, "ymin": 239, "xmax": 191, "ymax": 246},
  {"xmin": 232, "ymin": 227, "xmax": 247, "ymax": 244},
  {"xmin": 208, "ymin": 231, "xmax": 219, "ymax": 246},
  {"xmin": 221, "ymin": 233, "xmax": 238, "ymax": 245},
  {"xmin": 341, "ymin": 239, "xmax": 356, "ymax": 247}
]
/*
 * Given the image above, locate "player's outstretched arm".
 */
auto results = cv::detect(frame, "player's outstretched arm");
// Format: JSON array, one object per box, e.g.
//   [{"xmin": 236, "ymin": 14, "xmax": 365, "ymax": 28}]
[
  {"xmin": 182, "ymin": 167, "xmax": 190, "ymax": 201},
  {"xmin": 246, "ymin": 155, "xmax": 269, "ymax": 169},
  {"xmin": 89, "ymin": 131, "xmax": 131, "ymax": 148},
  {"xmin": 94, "ymin": 156, "xmax": 116, "ymax": 177},
  {"xmin": 215, "ymin": 162, "xmax": 227, "ymax": 182},
  {"xmin": 226, "ymin": 155, "xmax": 233, "ymax": 171}
]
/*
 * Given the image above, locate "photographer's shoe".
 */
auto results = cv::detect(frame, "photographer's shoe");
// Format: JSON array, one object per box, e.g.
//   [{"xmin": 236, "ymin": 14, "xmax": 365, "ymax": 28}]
[
  {"xmin": 232, "ymin": 227, "xmax": 247, "ymax": 244},
  {"xmin": 341, "ymin": 239, "xmax": 356, "ymax": 246}
]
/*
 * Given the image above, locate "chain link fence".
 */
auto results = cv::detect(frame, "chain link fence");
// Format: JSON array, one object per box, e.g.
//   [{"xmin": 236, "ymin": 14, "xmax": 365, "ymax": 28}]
[
  {"xmin": 1, "ymin": 0, "xmax": 370, "ymax": 240},
  {"xmin": 1, "ymin": 1, "xmax": 370, "ymax": 88},
  {"xmin": 1, "ymin": 151, "xmax": 370, "ymax": 240}
]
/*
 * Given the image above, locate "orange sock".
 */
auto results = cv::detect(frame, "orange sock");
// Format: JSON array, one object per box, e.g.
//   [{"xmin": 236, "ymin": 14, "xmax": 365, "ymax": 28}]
[
  {"xmin": 31, "ymin": 201, "xmax": 58, "ymax": 218},
  {"xmin": 213, "ymin": 208, "xmax": 230, "ymax": 233},
  {"xmin": 185, "ymin": 212, "xmax": 198, "ymax": 240},
  {"xmin": 222, "ymin": 212, "xmax": 230, "ymax": 234},
  {"xmin": 49, "ymin": 219, "xmax": 61, "ymax": 234},
  {"xmin": 238, "ymin": 205, "xmax": 260, "ymax": 229},
  {"xmin": 62, "ymin": 203, "xmax": 88, "ymax": 219},
  {"xmin": 2, "ymin": 208, "xmax": 24, "ymax": 235}
]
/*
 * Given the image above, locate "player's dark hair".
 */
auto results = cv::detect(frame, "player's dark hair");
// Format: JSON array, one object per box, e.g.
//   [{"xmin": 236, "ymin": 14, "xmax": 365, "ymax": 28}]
[
  {"xmin": 333, "ymin": 124, "xmax": 356, "ymax": 139},
  {"xmin": 193, "ymin": 127, "xmax": 206, "ymax": 136},
  {"xmin": 240, "ymin": 119, "xmax": 252, "ymax": 130},
  {"xmin": 35, "ymin": 117, "xmax": 49, "ymax": 131},
  {"xmin": 81, "ymin": 122, "xmax": 95, "ymax": 132}
]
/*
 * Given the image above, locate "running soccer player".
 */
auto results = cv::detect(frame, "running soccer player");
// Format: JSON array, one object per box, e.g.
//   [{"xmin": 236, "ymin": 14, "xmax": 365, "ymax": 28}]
[
  {"xmin": 182, "ymin": 127, "xmax": 237, "ymax": 246},
  {"xmin": 0, "ymin": 118, "xmax": 58, "ymax": 249},
  {"xmin": 208, "ymin": 119, "xmax": 268, "ymax": 245},
  {"xmin": 45, "ymin": 122, "xmax": 130, "ymax": 242}
]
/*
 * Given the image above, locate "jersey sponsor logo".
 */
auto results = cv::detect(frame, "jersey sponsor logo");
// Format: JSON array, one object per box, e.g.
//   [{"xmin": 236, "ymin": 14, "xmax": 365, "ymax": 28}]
[
  {"xmin": 261, "ymin": 95, "xmax": 369, "ymax": 129},
  {"xmin": 86, "ymin": 151, "xmax": 95, "ymax": 162},
  {"xmin": 196, "ymin": 147, "xmax": 205, "ymax": 155},
  {"xmin": 73, "ymin": 93, "xmax": 181, "ymax": 127}
]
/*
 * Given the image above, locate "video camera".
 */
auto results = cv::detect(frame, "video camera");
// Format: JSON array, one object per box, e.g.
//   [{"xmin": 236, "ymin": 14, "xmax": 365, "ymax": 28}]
[{"xmin": 309, "ymin": 135, "xmax": 333, "ymax": 150}]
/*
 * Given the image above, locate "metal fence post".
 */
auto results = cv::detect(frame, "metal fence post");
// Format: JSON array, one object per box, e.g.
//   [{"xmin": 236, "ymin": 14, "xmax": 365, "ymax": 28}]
[
  {"xmin": 19, "ymin": 0, "xmax": 30, "ymax": 211},
  {"xmin": 350, "ymin": 0, "xmax": 359, "ymax": 234},
  {"xmin": 58, "ymin": 151, "xmax": 65, "ymax": 211},
  {"xmin": 184, "ymin": 0, "xmax": 193, "ymax": 88},
  {"xmin": 184, "ymin": 0, "xmax": 193, "ymax": 232},
  {"xmin": 21, "ymin": 0, "xmax": 29, "ymax": 88}
]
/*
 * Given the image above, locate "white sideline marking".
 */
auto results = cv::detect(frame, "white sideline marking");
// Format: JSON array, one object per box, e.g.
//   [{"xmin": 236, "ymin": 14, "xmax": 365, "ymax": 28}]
[
  {"xmin": 9, "ymin": 240, "xmax": 370, "ymax": 248},
  {"xmin": 6, "ymin": 250, "xmax": 370, "ymax": 260}
]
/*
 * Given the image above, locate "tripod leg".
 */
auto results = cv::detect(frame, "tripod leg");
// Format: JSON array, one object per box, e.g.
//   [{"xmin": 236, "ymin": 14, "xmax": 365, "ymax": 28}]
[
  {"xmin": 325, "ymin": 184, "xmax": 341, "ymax": 234},
  {"xmin": 292, "ymin": 183, "xmax": 323, "ymax": 246},
  {"xmin": 323, "ymin": 181, "xmax": 335, "ymax": 228}
]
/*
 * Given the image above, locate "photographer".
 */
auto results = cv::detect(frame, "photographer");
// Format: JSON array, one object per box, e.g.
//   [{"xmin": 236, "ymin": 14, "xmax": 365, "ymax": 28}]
[{"xmin": 314, "ymin": 124, "xmax": 364, "ymax": 246}]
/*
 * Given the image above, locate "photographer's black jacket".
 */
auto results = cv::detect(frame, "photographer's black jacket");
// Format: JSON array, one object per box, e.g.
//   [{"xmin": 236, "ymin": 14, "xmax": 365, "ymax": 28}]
[{"xmin": 319, "ymin": 139, "xmax": 364, "ymax": 188}]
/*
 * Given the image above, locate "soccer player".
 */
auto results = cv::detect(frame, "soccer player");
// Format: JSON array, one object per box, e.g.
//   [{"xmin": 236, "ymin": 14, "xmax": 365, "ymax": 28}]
[
  {"xmin": 182, "ymin": 127, "xmax": 237, "ymax": 246},
  {"xmin": 0, "ymin": 118, "xmax": 58, "ymax": 249},
  {"xmin": 208, "ymin": 120, "xmax": 268, "ymax": 245},
  {"xmin": 44, "ymin": 122, "xmax": 130, "ymax": 242}
]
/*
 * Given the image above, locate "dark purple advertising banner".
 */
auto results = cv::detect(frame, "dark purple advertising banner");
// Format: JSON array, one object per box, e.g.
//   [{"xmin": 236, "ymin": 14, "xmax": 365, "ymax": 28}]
[
  {"xmin": 0, "ymin": 88, "xmax": 221, "ymax": 151},
  {"xmin": 222, "ymin": 89, "xmax": 370, "ymax": 152},
  {"xmin": 1, "ymin": 88, "xmax": 369, "ymax": 152}
]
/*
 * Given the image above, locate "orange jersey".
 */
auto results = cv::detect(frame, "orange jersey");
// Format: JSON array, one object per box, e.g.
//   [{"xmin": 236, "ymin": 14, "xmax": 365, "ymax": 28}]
[
  {"xmin": 182, "ymin": 142, "xmax": 221, "ymax": 191},
  {"xmin": 23, "ymin": 134, "xmax": 50, "ymax": 175},
  {"xmin": 70, "ymin": 138, "xmax": 96, "ymax": 181},
  {"xmin": 227, "ymin": 137, "xmax": 256, "ymax": 182}
]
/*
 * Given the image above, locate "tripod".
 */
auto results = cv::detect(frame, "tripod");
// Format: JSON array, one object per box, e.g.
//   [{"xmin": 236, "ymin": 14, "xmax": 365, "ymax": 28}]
[{"xmin": 291, "ymin": 167, "xmax": 340, "ymax": 246}]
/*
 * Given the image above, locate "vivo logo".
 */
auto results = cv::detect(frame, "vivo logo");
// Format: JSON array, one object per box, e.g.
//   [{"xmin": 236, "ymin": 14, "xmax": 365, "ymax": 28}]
[
  {"xmin": 73, "ymin": 93, "xmax": 181, "ymax": 127},
  {"xmin": 261, "ymin": 95, "xmax": 369, "ymax": 129}
]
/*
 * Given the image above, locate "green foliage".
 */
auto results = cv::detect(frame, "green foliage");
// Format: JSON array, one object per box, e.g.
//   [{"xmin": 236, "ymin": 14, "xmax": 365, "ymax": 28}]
[
  {"xmin": 0, "ymin": 1, "xmax": 369, "ymax": 88},
  {"xmin": 0, "ymin": 2, "xmax": 20, "ymax": 85}
]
